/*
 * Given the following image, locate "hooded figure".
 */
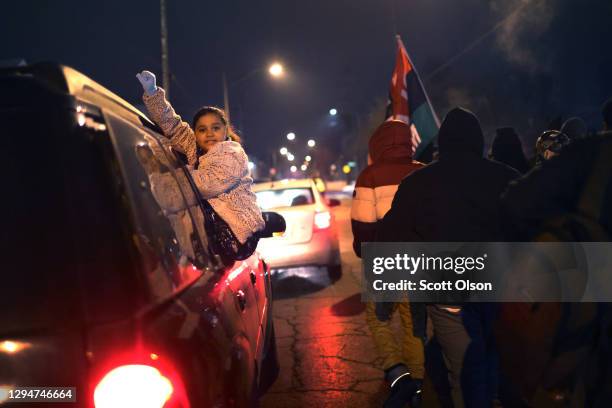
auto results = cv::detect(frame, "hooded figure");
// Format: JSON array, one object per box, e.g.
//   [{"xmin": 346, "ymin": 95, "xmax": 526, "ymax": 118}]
[
  {"xmin": 351, "ymin": 119, "xmax": 423, "ymax": 255},
  {"xmin": 501, "ymin": 133, "xmax": 612, "ymax": 406},
  {"xmin": 351, "ymin": 119, "xmax": 425, "ymax": 406},
  {"xmin": 560, "ymin": 117, "xmax": 588, "ymax": 141},
  {"xmin": 489, "ymin": 127, "xmax": 530, "ymax": 174},
  {"xmin": 379, "ymin": 107, "xmax": 519, "ymax": 242},
  {"xmin": 378, "ymin": 107, "xmax": 520, "ymax": 408}
]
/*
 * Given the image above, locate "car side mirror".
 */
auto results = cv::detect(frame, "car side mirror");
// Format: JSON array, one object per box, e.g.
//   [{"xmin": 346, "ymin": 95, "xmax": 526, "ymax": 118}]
[
  {"xmin": 259, "ymin": 212, "xmax": 286, "ymax": 238},
  {"xmin": 327, "ymin": 198, "xmax": 341, "ymax": 207}
]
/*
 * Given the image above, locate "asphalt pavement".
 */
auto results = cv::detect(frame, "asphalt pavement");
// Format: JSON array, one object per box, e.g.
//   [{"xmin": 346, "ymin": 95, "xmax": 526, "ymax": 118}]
[{"xmin": 260, "ymin": 197, "xmax": 389, "ymax": 407}]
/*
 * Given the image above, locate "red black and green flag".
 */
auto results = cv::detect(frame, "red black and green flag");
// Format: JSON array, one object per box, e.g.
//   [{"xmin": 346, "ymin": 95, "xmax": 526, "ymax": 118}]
[{"xmin": 385, "ymin": 35, "xmax": 440, "ymax": 159}]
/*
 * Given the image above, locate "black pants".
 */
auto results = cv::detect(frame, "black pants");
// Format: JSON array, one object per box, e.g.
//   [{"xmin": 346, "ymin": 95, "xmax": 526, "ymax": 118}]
[{"xmin": 427, "ymin": 304, "xmax": 499, "ymax": 408}]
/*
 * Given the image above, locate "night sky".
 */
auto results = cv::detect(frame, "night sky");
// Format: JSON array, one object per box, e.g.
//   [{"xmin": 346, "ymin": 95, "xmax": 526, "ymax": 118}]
[{"xmin": 3, "ymin": 0, "xmax": 611, "ymax": 170}]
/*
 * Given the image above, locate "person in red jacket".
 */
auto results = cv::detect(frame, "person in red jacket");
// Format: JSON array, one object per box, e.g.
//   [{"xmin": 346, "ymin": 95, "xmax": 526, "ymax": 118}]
[{"xmin": 351, "ymin": 119, "xmax": 425, "ymax": 407}]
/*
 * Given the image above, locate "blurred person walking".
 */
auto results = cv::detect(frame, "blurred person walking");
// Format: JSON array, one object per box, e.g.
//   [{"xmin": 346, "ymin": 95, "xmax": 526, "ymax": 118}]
[
  {"xmin": 351, "ymin": 120, "xmax": 425, "ymax": 407},
  {"xmin": 488, "ymin": 127, "xmax": 530, "ymax": 174},
  {"xmin": 378, "ymin": 107, "xmax": 519, "ymax": 408},
  {"xmin": 500, "ymin": 125, "xmax": 612, "ymax": 406},
  {"xmin": 561, "ymin": 117, "xmax": 588, "ymax": 141}
]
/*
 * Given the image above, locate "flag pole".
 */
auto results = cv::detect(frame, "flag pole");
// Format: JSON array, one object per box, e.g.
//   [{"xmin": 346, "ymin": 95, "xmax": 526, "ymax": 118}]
[{"xmin": 396, "ymin": 35, "xmax": 440, "ymax": 127}]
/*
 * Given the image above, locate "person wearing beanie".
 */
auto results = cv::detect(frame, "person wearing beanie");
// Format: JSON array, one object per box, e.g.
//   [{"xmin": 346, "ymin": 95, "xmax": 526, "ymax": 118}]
[
  {"xmin": 378, "ymin": 107, "xmax": 520, "ymax": 407},
  {"xmin": 351, "ymin": 119, "xmax": 425, "ymax": 407}
]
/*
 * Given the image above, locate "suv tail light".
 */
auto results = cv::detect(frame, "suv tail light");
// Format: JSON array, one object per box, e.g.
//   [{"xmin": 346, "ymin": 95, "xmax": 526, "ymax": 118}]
[
  {"xmin": 91, "ymin": 349, "xmax": 189, "ymax": 408},
  {"xmin": 94, "ymin": 364, "xmax": 173, "ymax": 408},
  {"xmin": 314, "ymin": 211, "xmax": 331, "ymax": 230}
]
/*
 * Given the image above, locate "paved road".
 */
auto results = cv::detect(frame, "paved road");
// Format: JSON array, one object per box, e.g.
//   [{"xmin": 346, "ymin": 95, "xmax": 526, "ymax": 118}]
[{"xmin": 260, "ymin": 197, "xmax": 389, "ymax": 407}]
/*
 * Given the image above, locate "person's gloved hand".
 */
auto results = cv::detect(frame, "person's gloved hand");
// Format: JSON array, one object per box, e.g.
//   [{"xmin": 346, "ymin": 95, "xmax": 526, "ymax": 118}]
[{"xmin": 136, "ymin": 70, "xmax": 157, "ymax": 95}]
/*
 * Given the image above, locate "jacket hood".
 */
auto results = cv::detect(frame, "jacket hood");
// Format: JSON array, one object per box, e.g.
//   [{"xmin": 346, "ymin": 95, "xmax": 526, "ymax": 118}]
[
  {"xmin": 438, "ymin": 107, "xmax": 484, "ymax": 157},
  {"xmin": 491, "ymin": 127, "xmax": 529, "ymax": 173},
  {"xmin": 368, "ymin": 120, "xmax": 413, "ymax": 163},
  {"xmin": 560, "ymin": 117, "xmax": 587, "ymax": 141}
]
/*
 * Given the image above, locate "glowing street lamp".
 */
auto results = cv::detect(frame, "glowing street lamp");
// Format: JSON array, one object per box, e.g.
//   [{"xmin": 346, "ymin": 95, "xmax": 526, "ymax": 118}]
[
  {"xmin": 300, "ymin": 164, "xmax": 307, "ymax": 171},
  {"xmin": 269, "ymin": 62, "xmax": 284, "ymax": 77},
  {"xmin": 280, "ymin": 147, "xmax": 288, "ymax": 155},
  {"xmin": 329, "ymin": 108, "xmax": 338, "ymax": 116},
  {"xmin": 307, "ymin": 139, "xmax": 316, "ymax": 148},
  {"xmin": 305, "ymin": 155, "xmax": 312, "ymax": 162},
  {"xmin": 290, "ymin": 165, "xmax": 297, "ymax": 173},
  {"xmin": 287, "ymin": 153, "xmax": 295, "ymax": 161},
  {"xmin": 286, "ymin": 132, "xmax": 296, "ymax": 141},
  {"xmin": 224, "ymin": 61, "xmax": 286, "ymax": 123}
]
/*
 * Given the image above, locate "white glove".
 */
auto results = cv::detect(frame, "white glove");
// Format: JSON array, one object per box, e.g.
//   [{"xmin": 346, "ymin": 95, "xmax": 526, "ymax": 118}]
[{"xmin": 136, "ymin": 70, "xmax": 157, "ymax": 95}]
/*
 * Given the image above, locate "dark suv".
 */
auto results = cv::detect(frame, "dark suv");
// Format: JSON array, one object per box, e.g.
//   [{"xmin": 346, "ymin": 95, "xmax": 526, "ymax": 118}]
[{"xmin": 0, "ymin": 63, "xmax": 279, "ymax": 407}]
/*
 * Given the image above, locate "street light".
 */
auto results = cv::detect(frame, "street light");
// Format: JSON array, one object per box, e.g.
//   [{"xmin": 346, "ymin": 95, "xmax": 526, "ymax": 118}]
[
  {"xmin": 280, "ymin": 147, "xmax": 288, "ymax": 155},
  {"xmin": 290, "ymin": 165, "xmax": 297, "ymax": 173},
  {"xmin": 287, "ymin": 153, "xmax": 295, "ymax": 161},
  {"xmin": 329, "ymin": 108, "xmax": 338, "ymax": 116},
  {"xmin": 287, "ymin": 132, "xmax": 296, "ymax": 141},
  {"xmin": 300, "ymin": 164, "xmax": 307, "ymax": 171},
  {"xmin": 223, "ymin": 61, "xmax": 285, "ymax": 123},
  {"xmin": 305, "ymin": 155, "xmax": 312, "ymax": 162},
  {"xmin": 269, "ymin": 62, "xmax": 284, "ymax": 77},
  {"xmin": 307, "ymin": 139, "xmax": 316, "ymax": 148}
]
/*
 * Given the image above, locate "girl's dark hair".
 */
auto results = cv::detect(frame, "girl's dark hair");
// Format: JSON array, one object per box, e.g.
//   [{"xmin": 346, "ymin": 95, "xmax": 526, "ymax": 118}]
[{"xmin": 191, "ymin": 106, "xmax": 241, "ymax": 144}]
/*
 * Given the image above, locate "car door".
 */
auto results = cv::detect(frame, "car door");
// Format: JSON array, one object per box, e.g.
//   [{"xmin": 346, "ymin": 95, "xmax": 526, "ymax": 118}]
[
  {"xmin": 168, "ymin": 145, "xmax": 263, "ymax": 360},
  {"xmin": 222, "ymin": 258, "xmax": 262, "ymax": 358},
  {"xmin": 101, "ymin": 110, "xmax": 257, "ymax": 405}
]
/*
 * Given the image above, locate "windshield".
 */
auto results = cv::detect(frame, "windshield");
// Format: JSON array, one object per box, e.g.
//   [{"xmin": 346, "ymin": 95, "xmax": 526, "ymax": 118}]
[{"xmin": 255, "ymin": 187, "xmax": 315, "ymax": 209}]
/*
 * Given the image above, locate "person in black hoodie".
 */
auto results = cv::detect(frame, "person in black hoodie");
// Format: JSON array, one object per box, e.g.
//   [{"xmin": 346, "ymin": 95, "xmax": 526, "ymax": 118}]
[
  {"xmin": 378, "ymin": 107, "xmax": 519, "ymax": 408},
  {"xmin": 489, "ymin": 127, "xmax": 530, "ymax": 174}
]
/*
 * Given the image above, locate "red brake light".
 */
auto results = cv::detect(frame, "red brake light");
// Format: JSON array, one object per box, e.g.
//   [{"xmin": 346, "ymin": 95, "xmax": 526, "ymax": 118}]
[
  {"xmin": 314, "ymin": 211, "xmax": 331, "ymax": 230},
  {"xmin": 94, "ymin": 364, "xmax": 173, "ymax": 408}
]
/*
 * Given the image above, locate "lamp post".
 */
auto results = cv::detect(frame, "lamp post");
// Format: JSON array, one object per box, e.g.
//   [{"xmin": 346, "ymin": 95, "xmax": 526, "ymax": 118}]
[{"xmin": 160, "ymin": 0, "xmax": 170, "ymax": 98}]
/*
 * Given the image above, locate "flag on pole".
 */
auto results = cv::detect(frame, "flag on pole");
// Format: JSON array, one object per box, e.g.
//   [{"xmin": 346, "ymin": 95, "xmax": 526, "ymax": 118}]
[{"xmin": 386, "ymin": 35, "xmax": 440, "ymax": 158}]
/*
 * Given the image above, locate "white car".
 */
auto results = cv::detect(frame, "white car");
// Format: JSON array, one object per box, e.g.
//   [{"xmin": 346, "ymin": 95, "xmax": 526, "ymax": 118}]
[{"xmin": 253, "ymin": 178, "xmax": 341, "ymax": 279}]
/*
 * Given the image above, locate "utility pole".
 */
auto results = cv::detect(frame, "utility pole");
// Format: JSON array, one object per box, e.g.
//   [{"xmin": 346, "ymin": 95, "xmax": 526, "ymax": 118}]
[
  {"xmin": 160, "ymin": 0, "xmax": 170, "ymax": 98},
  {"xmin": 222, "ymin": 72, "xmax": 230, "ymax": 123}
]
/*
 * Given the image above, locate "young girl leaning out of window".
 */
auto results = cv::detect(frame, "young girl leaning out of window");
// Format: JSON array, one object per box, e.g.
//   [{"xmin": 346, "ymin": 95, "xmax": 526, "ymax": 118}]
[{"xmin": 136, "ymin": 70, "xmax": 265, "ymax": 256}]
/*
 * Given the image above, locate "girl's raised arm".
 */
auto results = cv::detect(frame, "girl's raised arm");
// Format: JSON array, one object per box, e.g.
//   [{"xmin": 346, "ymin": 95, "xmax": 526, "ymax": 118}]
[{"xmin": 137, "ymin": 70, "xmax": 198, "ymax": 165}]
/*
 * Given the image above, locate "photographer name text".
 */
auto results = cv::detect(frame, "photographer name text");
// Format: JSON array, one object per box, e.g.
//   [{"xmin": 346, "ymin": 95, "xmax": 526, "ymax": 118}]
[{"xmin": 372, "ymin": 279, "xmax": 493, "ymax": 292}]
